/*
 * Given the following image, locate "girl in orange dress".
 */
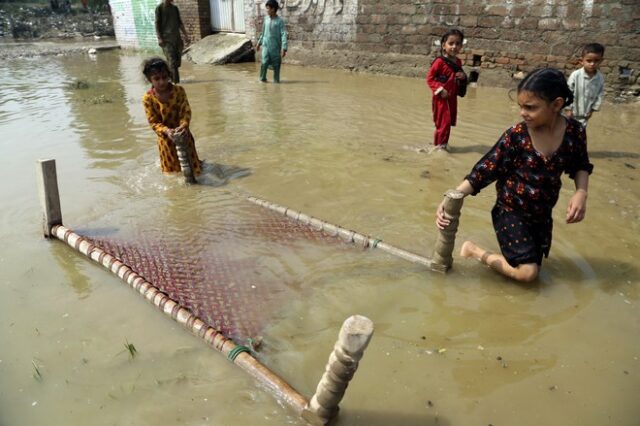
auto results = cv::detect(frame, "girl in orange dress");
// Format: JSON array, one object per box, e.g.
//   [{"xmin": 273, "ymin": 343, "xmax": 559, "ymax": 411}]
[{"xmin": 142, "ymin": 57, "xmax": 201, "ymax": 175}]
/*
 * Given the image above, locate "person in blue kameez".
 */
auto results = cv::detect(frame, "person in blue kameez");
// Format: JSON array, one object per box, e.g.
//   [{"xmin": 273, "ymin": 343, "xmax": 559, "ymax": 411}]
[{"xmin": 256, "ymin": 0, "xmax": 288, "ymax": 83}]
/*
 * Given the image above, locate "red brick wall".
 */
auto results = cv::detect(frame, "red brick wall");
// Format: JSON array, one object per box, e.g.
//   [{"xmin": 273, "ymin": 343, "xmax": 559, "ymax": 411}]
[
  {"xmin": 355, "ymin": 1, "xmax": 638, "ymax": 88},
  {"xmin": 253, "ymin": 0, "xmax": 639, "ymax": 97},
  {"xmin": 175, "ymin": 0, "xmax": 211, "ymax": 41}
]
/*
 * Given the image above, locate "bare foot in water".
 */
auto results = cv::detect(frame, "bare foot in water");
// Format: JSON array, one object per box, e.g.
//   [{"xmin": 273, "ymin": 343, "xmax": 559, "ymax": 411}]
[
  {"xmin": 460, "ymin": 239, "xmax": 538, "ymax": 282},
  {"xmin": 460, "ymin": 240, "xmax": 478, "ymax": 258}
]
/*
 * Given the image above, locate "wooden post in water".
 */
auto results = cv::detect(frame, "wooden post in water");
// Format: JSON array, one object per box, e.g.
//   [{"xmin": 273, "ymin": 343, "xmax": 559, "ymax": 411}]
[
  {"xmin": 430, "ymin": 190, "xmax": 465, "ymax": 272},
  {"xmin": 36, "ymin": 159, "xmax": 63, "ymax": 238},
  {"xmin": 302, "ymin": 315, "xmax": 374, "ymax": 425},
  {"xmin": 173, "ymin": 133, "xmax": 197, "ymax": 184}
]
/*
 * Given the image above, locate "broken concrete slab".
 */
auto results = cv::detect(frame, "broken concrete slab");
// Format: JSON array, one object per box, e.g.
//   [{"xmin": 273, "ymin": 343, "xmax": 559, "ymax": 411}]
[{"xmin": 185, "ymin": 33, "xmax": 255, "ymax": 65}]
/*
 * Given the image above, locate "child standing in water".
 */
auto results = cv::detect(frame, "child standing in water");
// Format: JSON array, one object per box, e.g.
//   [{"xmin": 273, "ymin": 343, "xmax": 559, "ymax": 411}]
[
  {"xmin": 565, "ymin": 43, "xmax": 605, "ymax": 127},
  {"xmin": 256, "ymin": 0, "xmax": 288, "ymax": 83},
  {"xmin": 426, "ymin": 29, "xmax": 468, "ymax": 150},
  {"xmin": 436, "ymin": 68, "xmax": 593, "ymax": 283},
  {"xmin": 141, "ymin": 57, "xmax": 201, "ymax": 175}
]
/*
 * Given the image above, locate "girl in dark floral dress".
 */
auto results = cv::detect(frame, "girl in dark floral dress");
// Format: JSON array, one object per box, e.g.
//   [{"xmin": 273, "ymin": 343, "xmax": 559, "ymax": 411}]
[{"xmin": 436, "ymin": 68, "xmax": 593, "ymax": 283}]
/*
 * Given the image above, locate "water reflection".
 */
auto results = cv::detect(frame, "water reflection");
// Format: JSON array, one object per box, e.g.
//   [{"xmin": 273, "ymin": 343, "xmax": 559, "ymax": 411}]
[
  {"xmin": 589, "ymin": 150, "xmax": 640, "ymax": 159},
  {"xmin": 60, "ymin": 51, "xmax": 146, "ymax": 171},
  {"xmin": 50, "ymin": 243, "xmax": 93, "ymax": 298}
]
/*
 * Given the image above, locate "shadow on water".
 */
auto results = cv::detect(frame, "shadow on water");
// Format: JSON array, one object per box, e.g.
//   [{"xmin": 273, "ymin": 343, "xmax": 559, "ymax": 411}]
[
  {"xmin": 181, "ymin": 78, "xmax": 234, "ymax": 85},
  {"xmin": 586, "ymin": 258, "xmax": 640, "ymax": 294},
  {"xmin": 278, "ymin": 80, "xmax": 330, "ymax": 85},
  {"xmin": 214, "ymin": 163, "xmax": 252, "ymax": 180},
  {"xmin": 337, "ymin": 410, "xmax": 449, "ymax": 426},
  {"xmin": 542, "ymin": 254, "xmax": 639, "ymax": 296},
  {"xmin": 197, "ymin": 162, "xmax": 251, "ymax": 187},
  {"xmin": 51, "ymin": 243, "xmax": 92, "ymax": 299},
  {"xmin": 446, "ymin": 144, "xmax": 492, "ymax": 155},
  {"xmin": 73, "ymin": 226, "xmax": 120, "ymax": 237},
  {"xmin": 589, "ymin": 150, "xmax": 640, "ymax": 159}
]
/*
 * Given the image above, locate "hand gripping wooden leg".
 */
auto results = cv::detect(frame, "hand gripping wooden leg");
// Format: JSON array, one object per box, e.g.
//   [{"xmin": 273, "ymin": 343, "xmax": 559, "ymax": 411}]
[
  {"xmin": 173, "ymin": 133, "xmax": 197, "ymax": 184},
  {"xmin": 431, "ymin": 190, "xmax": 465, "ymax": 272}
]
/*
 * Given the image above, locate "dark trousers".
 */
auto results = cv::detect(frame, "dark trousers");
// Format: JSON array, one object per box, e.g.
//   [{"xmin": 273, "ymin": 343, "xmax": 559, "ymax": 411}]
[{"xmin": 162, "ymin": 42, "xmax": 182, "ymax": 83}]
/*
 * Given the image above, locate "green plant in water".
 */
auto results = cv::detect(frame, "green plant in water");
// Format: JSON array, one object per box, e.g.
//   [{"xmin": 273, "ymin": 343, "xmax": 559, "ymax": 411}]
[
  {"xmin": 32, "ymin": 360, "xmax": 43, "ymax": 382},
  {"xmin": 87, "ymin": 94, "xmax": 113, "ymax": 104},
  {"xmin": 124, "ymin": 339, "xmax": 137, "ymax": 360},
  {"xmin": 69, "ymin": 79, "xmax": 90, "ymax": 90}
]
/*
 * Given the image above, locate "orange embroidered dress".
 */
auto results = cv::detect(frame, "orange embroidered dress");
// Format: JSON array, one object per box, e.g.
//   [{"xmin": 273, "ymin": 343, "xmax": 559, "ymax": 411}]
[{"xmin": 142, "ymin": 84, "xmax": 202, "ymax": 174}]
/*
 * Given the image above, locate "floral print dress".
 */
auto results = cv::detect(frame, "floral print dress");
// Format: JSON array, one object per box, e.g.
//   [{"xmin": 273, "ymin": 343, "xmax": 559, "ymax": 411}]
[{"xmin": 464, "ymin": 119, "xmax": 593, "ymax": 266}]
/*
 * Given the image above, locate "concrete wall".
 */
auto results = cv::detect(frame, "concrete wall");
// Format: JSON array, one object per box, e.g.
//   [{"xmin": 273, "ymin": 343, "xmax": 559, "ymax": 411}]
[
  {"xmin": 109, "ymin": 0, "xmax": 158, "ymax": 49},
  {"xmin": 248, "ymin": 0, "xmax": 640, "ymax": 98}
]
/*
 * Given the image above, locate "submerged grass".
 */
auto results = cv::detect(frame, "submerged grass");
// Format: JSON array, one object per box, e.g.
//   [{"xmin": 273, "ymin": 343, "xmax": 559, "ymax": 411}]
[
  {"xmin": 32, "ymin": 360, "xmax": 42, "ymax": 382},
  {"xmin": 123, "ymin": 339, "xmax": 137, "ymax": 360}
]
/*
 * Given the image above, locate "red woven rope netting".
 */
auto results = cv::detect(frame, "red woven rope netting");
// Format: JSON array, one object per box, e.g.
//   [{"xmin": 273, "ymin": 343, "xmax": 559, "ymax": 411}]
[{"xmin": 80, "ymin": 206, "xmax": 358, "ymax": 343}]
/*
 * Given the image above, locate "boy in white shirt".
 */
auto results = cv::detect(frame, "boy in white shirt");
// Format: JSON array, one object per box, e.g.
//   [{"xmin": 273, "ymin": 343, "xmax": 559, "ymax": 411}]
[{"xmin": 565, "ymin": 43, "xmax": 605, "ymax": 127}]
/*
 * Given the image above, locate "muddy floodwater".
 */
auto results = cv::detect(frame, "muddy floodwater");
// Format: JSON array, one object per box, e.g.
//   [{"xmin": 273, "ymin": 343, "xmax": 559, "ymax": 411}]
[{"xmin": 1, "ymin": 47, "xmax": 639, "ymax": 426}]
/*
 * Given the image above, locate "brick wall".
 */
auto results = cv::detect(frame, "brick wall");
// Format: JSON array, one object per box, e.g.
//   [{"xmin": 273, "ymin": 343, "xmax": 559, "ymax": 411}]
[
  {"xmin": 175, "ymin": 0, "xmax": 211, "ymax": 41},
  {"xmin": 243, "ymin": 0, "xmax": 640, "ymax": 97},
  {"xmin": 244, "ymin": 0, "xmax": 358, "ymax": 49}
]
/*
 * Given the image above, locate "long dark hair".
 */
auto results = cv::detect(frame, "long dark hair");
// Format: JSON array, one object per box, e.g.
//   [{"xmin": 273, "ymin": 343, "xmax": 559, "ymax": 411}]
[{"xmin": 518, "ymin": 68, "xmax": 574, "ymax": 107}]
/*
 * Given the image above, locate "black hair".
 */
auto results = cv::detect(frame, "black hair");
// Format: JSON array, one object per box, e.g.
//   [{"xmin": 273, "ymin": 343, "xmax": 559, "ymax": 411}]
[
  {"xmin": 517, "ymin": 68, "xmax": 573, "ymax": 108},
  {"xmin": 440, "ymin": 28, "xmax": 464, "ymax": 53},
  {"xmin": 582, "ymin": 42, "xmax": 605, "ymax": 57},
  {"xmin": 265, "ymin": 0, "xmax": 279, "ymax": 10},
  {"xmin": 142, "ymin": 57, "xmax": 171, "ymax": 81}
]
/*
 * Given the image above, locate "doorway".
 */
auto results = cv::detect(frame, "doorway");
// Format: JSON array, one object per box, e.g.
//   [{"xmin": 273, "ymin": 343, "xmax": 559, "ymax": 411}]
[{"xmin": 210, "ymin": 0, "xmax": 245, "ymax": 32}]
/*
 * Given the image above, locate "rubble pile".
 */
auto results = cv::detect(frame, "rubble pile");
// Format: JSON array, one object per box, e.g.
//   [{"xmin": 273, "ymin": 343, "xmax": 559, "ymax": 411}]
[{"xmin": 0, "ymin": 4, "xmax": 113, "ymax": 39}]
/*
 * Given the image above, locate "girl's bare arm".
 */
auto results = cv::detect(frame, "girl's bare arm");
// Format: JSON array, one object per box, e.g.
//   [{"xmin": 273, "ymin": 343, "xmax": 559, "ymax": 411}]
[{"xmin": 566, "ymin": 170, "xmax": 589, "ymax": 223}]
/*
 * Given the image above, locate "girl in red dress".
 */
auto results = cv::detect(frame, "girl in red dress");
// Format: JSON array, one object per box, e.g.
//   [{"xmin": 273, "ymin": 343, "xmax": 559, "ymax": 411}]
[{"xmin": 426, "ymin": 29, "xmax": 468, "ymax": 150}]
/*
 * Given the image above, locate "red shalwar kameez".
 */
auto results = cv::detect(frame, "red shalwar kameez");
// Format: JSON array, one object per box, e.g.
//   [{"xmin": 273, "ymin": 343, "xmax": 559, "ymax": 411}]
[{"xmin": 426, "ymin": 56, "xmax": 464, "ymax": 147}]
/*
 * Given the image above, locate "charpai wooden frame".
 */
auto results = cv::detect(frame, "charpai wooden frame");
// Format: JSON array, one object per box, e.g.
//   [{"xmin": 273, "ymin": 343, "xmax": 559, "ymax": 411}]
[
  {"xmin": 247, "ymin": 191, "xmax": 464, "ymax": 273},
  {"xmin": 36, "ymin": 159, "xmax": 385, "ymax": 425}
]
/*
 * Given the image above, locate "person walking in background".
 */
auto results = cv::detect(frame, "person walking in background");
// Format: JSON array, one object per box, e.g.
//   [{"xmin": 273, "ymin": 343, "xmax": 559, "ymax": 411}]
[
  {"xmin": 436, "ymin": 68, "xmax": 592, "ymax": 283},
  {"xmin": 565, "ymin": 43, "xmax": 605, "ymax": 127},
  {"xmin": 426, "ymin": 29, "xmax": 468, "ymax": 151},
  {"xmin": 155, "ymin": 0, "xmax": 190, "ymax": 83},
  {"xmin": 256, "ymin": 0, "xmax": 288, "ymax": 83},
  {"xmin": 141, "ymin": 57, "xmax": 202, "ymax": 176}
]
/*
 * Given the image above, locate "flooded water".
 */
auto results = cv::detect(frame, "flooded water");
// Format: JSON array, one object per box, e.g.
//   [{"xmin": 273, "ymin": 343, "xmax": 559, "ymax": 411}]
[{"xmin": 1, "ymin": 47, "xmax": 639, "ymax": 426}]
